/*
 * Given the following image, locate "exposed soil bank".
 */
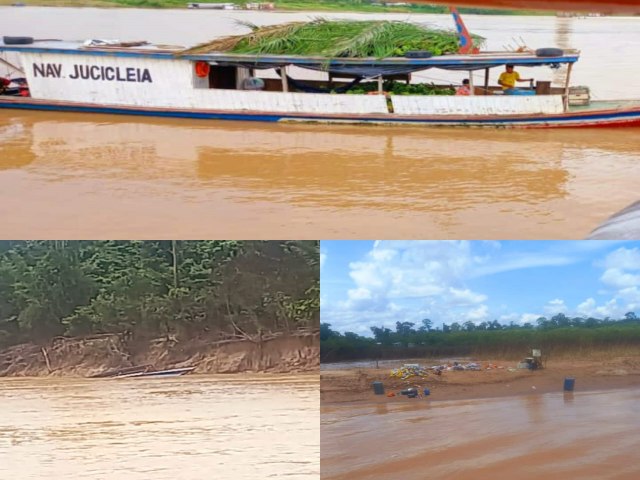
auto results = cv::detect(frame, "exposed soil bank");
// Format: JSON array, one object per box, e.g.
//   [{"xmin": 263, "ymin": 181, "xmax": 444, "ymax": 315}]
[
  {"xmin": 321, "ymin": 355, "xmax": 640, "ymax": 404},
  {"xmin": 0, "ymin": 332, "xmax": 319, "ymax": 376}
]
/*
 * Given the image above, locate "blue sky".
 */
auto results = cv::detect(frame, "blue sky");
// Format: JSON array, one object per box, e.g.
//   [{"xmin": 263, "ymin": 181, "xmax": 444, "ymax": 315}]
[{"xmin": 321, "ymin": 240, "xmax": 640, "ymax": 335}]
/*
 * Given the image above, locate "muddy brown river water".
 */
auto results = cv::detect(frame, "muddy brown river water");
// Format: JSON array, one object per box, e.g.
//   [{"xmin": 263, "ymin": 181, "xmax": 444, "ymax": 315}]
[
  {"xmin": 321, "ymin": 388, "xmax": 640, "ymax": 480},
  {"xmin": 0, "ymin": 375, "xmax": 319, "ymax": 479},
  {"xmin": 0, "ymin": 9, "xmax": 639, "ymax": 238}
]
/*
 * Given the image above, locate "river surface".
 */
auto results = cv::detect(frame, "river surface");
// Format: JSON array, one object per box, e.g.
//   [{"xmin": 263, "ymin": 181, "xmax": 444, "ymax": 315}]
[
  {"xmin": 0, "ymin": 8, "xmax": 639, "ymax": 239},
  {"xmin": 321, "ymin": 388, "xmax": 640, "ymax": 480},
  {"xmin": 0, "ymin": 375, "xmax": 319, "ymax": 479}
]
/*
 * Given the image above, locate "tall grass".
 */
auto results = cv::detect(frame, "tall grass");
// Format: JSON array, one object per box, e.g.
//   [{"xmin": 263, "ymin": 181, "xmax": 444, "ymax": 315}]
[{"xmin": 321, "ymin": 324, "xmax": 640, "ymax": 362}]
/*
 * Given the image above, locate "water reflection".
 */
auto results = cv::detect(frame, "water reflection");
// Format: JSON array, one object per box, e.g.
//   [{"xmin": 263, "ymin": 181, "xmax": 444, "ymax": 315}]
[
  {"xmin": 374, "ymin": 402, "xmax": 389, "ymax": 415},
  {"xmin": 523, "ymin": 394, "xmax": 545, "ymax": 424},
  {"xmin": 553, "ymin": 17, "xmax": 574, "ymax": 85}
]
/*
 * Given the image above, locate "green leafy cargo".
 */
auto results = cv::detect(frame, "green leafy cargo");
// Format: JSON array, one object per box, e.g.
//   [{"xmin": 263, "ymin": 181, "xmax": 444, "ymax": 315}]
[
  {"xmin": 181, "ymin": 19, "xmax": 485, "ymax": 58},
  {"xmin": 346, "ymin": 81, "xmax": 455, "ymax": 95}
]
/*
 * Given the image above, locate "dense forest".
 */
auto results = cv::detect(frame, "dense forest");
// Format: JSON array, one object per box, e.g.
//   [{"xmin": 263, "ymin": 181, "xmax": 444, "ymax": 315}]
[
  {"xmin": 321, "ymin": 313, "xmax": 640, "ymax": 362},
  {"xmin": 0, "ymin": 241, "xmax": 319, "ymax": 349}
]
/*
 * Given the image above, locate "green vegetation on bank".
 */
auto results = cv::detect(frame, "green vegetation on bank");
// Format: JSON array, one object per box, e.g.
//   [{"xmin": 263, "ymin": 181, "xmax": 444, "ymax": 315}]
[
  {"xmin": 0, "ymin": 0, "xmax": 546, "ymax": 14},
  {"xmin": 0, "ymin": 241, "xmax": 319, "ymax": 348},
  {"xmin": 321, "ymin": 314, "xmax": 640, "ymax": 362}
]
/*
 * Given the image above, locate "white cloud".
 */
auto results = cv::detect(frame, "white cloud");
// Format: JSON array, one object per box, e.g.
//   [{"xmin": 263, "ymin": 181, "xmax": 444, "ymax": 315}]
[
  {"xmin": 448, "ymin": 288, "xmax": 487, "ymax": 305},
  {"xmin": 600, "ymin": 268, "xmax": 640, "ymax": 289},
  {"xmin": 347, "ymin": 287, "xmax": 372, "ymax": 301},
  {"xmin": 464, "ymin": 305, "xmax": 489, "ymax": 322},
  {"xmin": 324, "ymin": 241, "xmax": 489, "ymax": 332},
  {"xmin": 520, "ymin": 313, "xmax": 542, "ymax": 325},
  {"xmin": 320, "ymin": 253, "xmax": 327, "ymax": 268},
  {"xmin": 472, "ymin": 254, "xmax": 574, "ymax": 278},
  {"xmin": 615, "ymin": 287, "xmax": 640, "ymax": 305},
  {"xmin": 499, "ymin": 312, "xmax": 541, "ymax": 325},
  {"xmin": 576, "ymin": 297, "xmax": 620, "ymax": 318},
  {"xmin": 603, "ymin": 247, "xmax": 640, "ymax": 270},
  {"xmin": 370, "ymin": 248, "xmax": 397, "ymax": 262},
  {"xmin": 576, "ymin": 298, "xmax": 596, "ymax": 316},
  {"xmin": 544, "ymin": 298, "xmax": 568, "ymax": 315}
]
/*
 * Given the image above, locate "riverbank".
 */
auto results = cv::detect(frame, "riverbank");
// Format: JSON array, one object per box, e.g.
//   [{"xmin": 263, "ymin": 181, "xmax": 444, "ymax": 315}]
[
  {"xmin": 0, "ymin": 331, "xmax": 319, "ymax": 376},
  {"xmin": 0, "ymin": 0, "xmax": 544, "ymax": 14},
  {"xmin": 321, "ymin": 354, "xmax": 640, "ymax": 403}
]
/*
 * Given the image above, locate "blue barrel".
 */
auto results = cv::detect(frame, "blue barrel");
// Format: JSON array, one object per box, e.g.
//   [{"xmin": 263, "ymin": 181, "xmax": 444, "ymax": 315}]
[
  {"xmin": 423, "ymin": 388, "xmax": 430, "ymax": 396},
  {"xmin": 505, "ymin": 88, "xmax": 536, "ymax": 96},
  {"xmin": 563, "ymin": 377, "xmax": 575, "ymax": 391},
  {"xmin": 372, "ymin": 381, "xmax": 385, "ymax": 395}
]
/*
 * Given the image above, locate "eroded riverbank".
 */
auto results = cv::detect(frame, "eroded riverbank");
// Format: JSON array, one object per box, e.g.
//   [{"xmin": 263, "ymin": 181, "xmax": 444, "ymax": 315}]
[{"xmin": 0, "ymin": 332, "xmax": 319, "ymax": 377}]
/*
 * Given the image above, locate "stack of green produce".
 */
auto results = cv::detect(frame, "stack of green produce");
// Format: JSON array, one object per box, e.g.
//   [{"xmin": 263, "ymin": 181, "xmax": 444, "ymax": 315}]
[
  {"xmin": 181, "ymin": 19, "xmax": 484, "ymax": 58},
  {"xmin": 346, "ymin": 81, "xmax": 455, "ymax": 95}
]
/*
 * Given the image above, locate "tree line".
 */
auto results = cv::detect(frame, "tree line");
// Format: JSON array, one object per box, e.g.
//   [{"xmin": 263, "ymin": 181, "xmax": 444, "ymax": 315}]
[
  {"xmin": 321, "ymin": 313, "xmax": 640, "ymax": 362},
  {"xmin": 0, "ymin": 241, "xmax": 319, "ymax": 348}
]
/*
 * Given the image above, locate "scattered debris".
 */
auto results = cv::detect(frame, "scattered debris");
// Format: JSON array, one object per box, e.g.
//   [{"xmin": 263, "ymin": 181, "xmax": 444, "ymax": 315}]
[
  {"xmin": 390, "ymin": 364, "xmax": 429, "ymax": 379},
  {"xmin": 391, "ymin": 361, "xmax": 509, "ymax": 378},
  {"xmin": 429, "ymin": 361, "xmax": 503, "ymax": 372}
]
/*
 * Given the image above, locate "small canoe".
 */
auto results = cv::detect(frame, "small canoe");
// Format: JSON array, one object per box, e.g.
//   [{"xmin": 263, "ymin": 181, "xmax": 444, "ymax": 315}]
[{"xmin": 114, "ymin": 367, "xmax": 196, "ymax": 378}]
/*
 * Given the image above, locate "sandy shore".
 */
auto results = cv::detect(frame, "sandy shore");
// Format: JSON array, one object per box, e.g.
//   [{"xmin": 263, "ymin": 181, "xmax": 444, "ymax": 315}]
[{"xmin": 321, "ymin": 355, "xmax": 640, "ymax": 404}]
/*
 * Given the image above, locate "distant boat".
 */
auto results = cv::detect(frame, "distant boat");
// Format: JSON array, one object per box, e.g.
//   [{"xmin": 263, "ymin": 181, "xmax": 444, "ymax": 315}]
[
  {"xmin": 187, "ymin": 2, "xmax": 239, "ymax": 9},
  {"xmin": 115, "ymin": 367, "xmax": 196, "ymax": 378}
]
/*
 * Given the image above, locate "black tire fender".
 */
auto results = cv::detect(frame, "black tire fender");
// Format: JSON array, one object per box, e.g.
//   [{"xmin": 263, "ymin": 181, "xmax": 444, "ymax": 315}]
[
  {"xmin": 536, "ymin": 47, "xmax": 564, "ymax": 57},
  {"xmin": 3, "ymin": 36, "xmax": 34, "ymax": 45},
  {"xmin": 405, "ymin": 50, "xmax": 433, "ymax": 59}
]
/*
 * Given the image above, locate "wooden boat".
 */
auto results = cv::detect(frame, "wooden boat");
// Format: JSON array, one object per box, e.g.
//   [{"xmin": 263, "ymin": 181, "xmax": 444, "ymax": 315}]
[
  {"xmin": 89, "ymin": 364, "xmax": 154, "ymax": 378},
  {"xmin": 114, "ymin": 367, "xmax": 196, "ymax": 378},
  {"xmin": 187, "ymin": 2, "xmax": 239, "ymax": 9},
  {"xmin": 1, "ymin": 15, "xmax": 639, "ymax": 129}
]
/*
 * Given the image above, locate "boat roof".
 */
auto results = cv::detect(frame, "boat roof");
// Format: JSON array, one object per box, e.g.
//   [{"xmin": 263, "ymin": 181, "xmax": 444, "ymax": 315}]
[{"xmin": 0, "ymin": 39, "xmax": 580, "ymax": 71}]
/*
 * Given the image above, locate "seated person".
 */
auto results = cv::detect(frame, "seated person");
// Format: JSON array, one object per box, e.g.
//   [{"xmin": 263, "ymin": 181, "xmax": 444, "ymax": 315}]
[
  {"xmin": 456, "ymin": 79, "xmax": 471, "ymax": 96},
  {"xmin": 241, "ymin": 77, "xmax": 265, "ymax": 91},
  {"xmin": 498, "ymin": 64, "xmax": 534, "ymax": 92}
]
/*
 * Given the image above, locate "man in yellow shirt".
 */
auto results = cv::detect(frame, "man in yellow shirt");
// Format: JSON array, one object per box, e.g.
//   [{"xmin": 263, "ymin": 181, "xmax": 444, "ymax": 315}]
[{"xmin": 498, "ymin": 64, "xmax": 534, "ymax": 91}]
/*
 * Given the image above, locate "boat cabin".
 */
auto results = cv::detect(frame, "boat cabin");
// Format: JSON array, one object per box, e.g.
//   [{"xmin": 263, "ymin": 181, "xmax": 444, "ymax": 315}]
[{"xmin": 0, "ymin": 38, "xmax": 582, "ymax": 116}]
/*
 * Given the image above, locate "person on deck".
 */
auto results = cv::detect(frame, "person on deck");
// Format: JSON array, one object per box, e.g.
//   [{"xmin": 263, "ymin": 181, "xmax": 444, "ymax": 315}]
[
  {"xmin": 498, "ymin": 64, "xmax": 534, "ymax": 92},
  {"xmin": 456, "ymin": 79, "xmax": 471, "ymax": 96},
  {"xmin": 242, "ymin": 77, "xmax": 265, "ymax": 91}
]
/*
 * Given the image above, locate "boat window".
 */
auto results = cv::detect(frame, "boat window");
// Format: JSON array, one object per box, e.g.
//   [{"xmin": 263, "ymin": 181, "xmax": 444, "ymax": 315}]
[{"xmin": 208, "ymin": 65, "xmax": 237, "ymax": 90}]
